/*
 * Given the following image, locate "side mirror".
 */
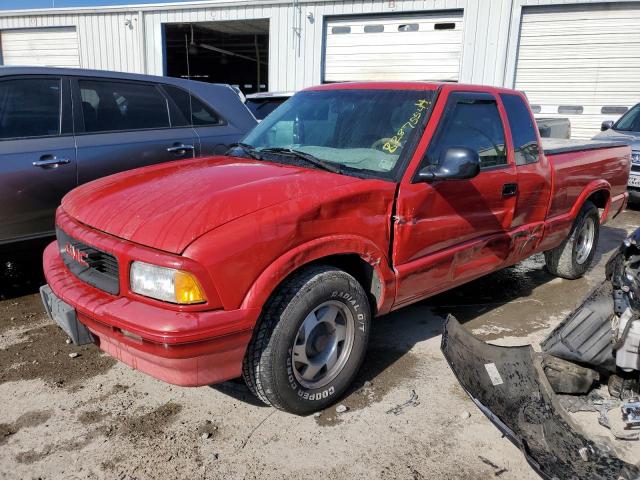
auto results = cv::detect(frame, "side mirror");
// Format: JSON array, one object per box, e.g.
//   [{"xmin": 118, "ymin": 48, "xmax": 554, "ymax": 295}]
[
  {"xmin": 601, "ymin": 120, "xmax": 614, "ymax": 131},
  {"xmin": 418, "ymin": 147, "xmax": 481, "ymax": 182}
]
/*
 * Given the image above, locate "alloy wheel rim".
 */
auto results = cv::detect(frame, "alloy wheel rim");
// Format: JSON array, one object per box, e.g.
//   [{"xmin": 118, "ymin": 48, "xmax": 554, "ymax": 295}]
[
  {"xmin": 291, "ymin": 300, "xmax": 355, "ymax": 389},
  {"xmin": 575, "ymin": 217, "xmax": 596, "ymax": 265}
]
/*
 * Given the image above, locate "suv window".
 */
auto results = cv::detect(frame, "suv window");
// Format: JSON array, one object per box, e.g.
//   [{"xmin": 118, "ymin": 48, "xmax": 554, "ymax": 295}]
[
  {"xmin": 426, "ymin": 93, "xmax": 507, "ymax": 170},
  {"xmin": 0, "ymin": 78, "xmax": 61, "ymax": 140},
  {"xmin": 79, "ymin": 80, "xmax": 170, "ymax": 133},
  {"xmin": 163, "ymin": 85, "xmax": 223, "ymax": 126},
  {"xmin": 500, "ymin": 93, "xmax": 539, "ymax": 166}
]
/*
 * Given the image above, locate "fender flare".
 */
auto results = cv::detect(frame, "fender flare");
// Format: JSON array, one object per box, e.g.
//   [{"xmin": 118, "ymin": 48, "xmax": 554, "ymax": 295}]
[
  {"xmin": 569, "ymin": 179, "xmax": 611, "ymax": 223},
  {"xmin": 240, "ymin": 234, "xmax": 396, "ymax": 315}
]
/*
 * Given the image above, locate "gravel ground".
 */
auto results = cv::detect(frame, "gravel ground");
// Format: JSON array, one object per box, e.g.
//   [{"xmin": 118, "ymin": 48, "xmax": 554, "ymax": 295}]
[{"xmin": 0, "ymin": 208, "xmax": 639, "ymax": 480}]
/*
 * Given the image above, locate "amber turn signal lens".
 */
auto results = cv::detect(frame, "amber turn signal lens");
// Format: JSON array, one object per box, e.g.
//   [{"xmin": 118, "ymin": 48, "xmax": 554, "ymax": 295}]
[{"xmin": 174, "ymin": 270, "xmax": 206, "ymax": 304}]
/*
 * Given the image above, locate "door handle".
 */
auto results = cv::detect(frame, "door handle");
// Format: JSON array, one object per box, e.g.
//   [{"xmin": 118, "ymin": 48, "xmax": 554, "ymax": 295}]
[
  {"xmin": 502, "ymin": 183, "xmax": 518, "ymax": 198},
  {"xmin": 167, "ymin": 144, "xmax": 195, "ymax": 154},
  {"xmin": 33, "ymin": 156, "xmax": 71, "ymax": 168}
]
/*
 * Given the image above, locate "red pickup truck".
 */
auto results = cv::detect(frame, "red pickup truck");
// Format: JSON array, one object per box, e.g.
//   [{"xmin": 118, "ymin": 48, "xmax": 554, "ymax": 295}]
[{"xmin": 41, "ymin": 82, "xmax": 630, "ymax": 414}]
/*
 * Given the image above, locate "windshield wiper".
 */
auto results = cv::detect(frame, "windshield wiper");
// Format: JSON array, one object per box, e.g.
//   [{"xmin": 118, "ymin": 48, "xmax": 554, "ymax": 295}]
[
  {"xmin": 227, "ymin": 142, "xmax": 263, "ymax": 160},
  {"xmin": 259, "ymin": 147, "xmax": 342, "ymax": 174}
]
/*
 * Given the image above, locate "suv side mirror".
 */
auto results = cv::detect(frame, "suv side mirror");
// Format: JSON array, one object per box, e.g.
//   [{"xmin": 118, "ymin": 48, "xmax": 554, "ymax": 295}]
[
  {"xmin": 418, "ymin": 147, "xmax": 481, "ymax": 182},
  {"xmin": 601, "ymin": 120, "xmax": 614, "ymax": 131}
]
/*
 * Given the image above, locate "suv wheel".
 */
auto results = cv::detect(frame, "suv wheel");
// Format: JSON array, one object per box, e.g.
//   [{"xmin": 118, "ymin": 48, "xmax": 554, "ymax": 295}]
[{"xmin": 242, "ymin": 265, "xmax": 371, "ymax": 415}]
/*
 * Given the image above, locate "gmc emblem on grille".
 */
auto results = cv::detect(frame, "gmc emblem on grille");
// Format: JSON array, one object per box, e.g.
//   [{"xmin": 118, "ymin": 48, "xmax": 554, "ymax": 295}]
[{"xmin": 64, "ymin": 243, "xmax": 89, "ymax": 267}]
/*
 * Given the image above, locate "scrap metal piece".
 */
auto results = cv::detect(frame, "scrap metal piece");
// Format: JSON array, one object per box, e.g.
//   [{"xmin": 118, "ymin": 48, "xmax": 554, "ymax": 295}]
[
  {"xmin": 385, "ymin": 390, "xmax": 420, "ymax": 415},
  {"xmin": 541, "ymin": 282, "xmax": 616, "ymax": 372},
  {"xmin": 441, "ymin": 315, "xmax": 640, "ymax": 480},
  {"xmin": 623, "ymin": 398, "xmax": 640, "ymax": 430},
  {"xmin": 542, "ymin": 354, "xmax": 599, "ymax": 394}
]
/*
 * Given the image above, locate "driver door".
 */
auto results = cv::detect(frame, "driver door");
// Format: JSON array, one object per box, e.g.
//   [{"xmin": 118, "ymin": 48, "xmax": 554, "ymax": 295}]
[{"xmin": 392, "ymin": 91, "xmax": 517, "ymax": 307}]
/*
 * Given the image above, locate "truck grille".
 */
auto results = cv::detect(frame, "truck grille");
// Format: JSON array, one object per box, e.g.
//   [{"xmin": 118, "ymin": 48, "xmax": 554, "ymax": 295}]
[{"xmin": 56, "ymin": 227, "xmax": 120, "ymax": 295}]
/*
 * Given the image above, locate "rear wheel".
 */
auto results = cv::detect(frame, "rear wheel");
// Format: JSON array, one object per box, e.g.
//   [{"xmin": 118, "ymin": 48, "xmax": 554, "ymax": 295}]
[
  {"xmin": 544, "ymin": 200, "xmax": 600, "ymax": 279},
  {"xmin": 242, "ymin": 265, "xmax": 371, "ymax": 415}
]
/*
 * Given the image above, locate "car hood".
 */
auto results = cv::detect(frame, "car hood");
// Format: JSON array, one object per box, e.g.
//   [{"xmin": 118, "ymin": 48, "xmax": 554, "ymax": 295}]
[
  {"xmin": 593, "ymin": 128, "xmax": 640, "ymax": 149},
  {"xmin": 62, "ymin": 156, "xmax": 360, "ymax": 254}
]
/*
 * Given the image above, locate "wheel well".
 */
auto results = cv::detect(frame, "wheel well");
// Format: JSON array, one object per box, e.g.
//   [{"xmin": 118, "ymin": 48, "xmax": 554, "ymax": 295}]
[
  {"xmin": 264, "ymin": 254, "xmax": 382, "ymax": 317},
  {"xmin": 316, "ymin": 254, "xmax": 381, "ymax": 315},
  {"xmin": 587, "ymin": 189, "xmax": 609, "ymax": 211}
]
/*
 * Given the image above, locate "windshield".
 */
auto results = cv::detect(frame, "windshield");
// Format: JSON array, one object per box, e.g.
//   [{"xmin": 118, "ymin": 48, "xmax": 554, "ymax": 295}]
[
  {"xmin": 240, "ymin": 89, "xmax": 435, "ymax": 178},
  {"xmin": 614, "ymin": 104, "xmax": 640, "ymax": 132}
]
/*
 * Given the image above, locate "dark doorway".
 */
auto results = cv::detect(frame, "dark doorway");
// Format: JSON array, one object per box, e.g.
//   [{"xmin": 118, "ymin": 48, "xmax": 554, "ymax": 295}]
[{"xmin": 164, "ymin": 20, "xmax": 269, "ymax": 95}]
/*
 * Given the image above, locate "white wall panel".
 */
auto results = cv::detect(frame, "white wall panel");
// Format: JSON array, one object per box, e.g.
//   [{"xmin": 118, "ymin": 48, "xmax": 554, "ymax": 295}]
[
  {"xmin": 8, "ymin": 0, "xmax": 640, "ymax": 101},
  {"xmin": 0, "ymin": 11, "xmax": 143, "ymax": 73},
  {"xmin": 324, "ymin": 12, "xmax": 464, "ymax": 82},
  {"xmin": 0, "ymin": 26, "xmax": 80, "ymax": 67}
]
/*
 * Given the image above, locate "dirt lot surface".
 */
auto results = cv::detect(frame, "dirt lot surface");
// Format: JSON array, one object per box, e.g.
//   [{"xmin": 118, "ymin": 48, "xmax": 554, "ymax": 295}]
[{"xmin": 1, "ymin": 210, "xmax": 639, "ymax": 480}]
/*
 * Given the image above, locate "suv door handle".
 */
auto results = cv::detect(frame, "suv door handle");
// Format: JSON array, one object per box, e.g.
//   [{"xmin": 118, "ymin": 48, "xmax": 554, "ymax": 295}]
[
  {"xmin": 502, "ymin": 183, "xmax": 518, "ymax": 198},
  {"xmin": 167, "ymin": 144, "xmax": 195, "ymax": 154},
  {"xmin": 33, "ymin": 156, "xmax": 71, "ymax": 168}
]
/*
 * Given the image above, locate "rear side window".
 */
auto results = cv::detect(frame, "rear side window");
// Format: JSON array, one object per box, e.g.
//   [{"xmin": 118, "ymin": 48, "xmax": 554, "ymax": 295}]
[
  {"xmin": 0, "ymin": 78, "xmax": 61, "ymax": 140},
  {"xmin": 500, "ymin": 93, "xmax": 540, "ymax": 166},
  {"xmin": 79, "ymin": 80, "xmax": 170, "ymax": 133},
  {"xmin": 426, "ymin": 93, "xmax": 507, "ymax": 170},
  {"xmin": 163, "ymin": 85, "xmax": 223, "ymax": 126},
  {"xmin": 245, "ymin": 98, "xmax": 287, "ymax": 120}
]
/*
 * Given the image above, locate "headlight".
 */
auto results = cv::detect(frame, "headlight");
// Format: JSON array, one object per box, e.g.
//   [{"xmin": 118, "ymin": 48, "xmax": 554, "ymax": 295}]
[
  {"xmin": 632, "ymin": 151, "xmax": 640, "ymax": 165},
  {"xmin": 130, "ymin": 261, "xmax": 206, "ymax": 304}
]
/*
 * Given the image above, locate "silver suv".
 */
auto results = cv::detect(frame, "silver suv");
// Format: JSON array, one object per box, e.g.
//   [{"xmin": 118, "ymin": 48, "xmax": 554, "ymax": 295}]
[{"xmin": 0, "ymin": 67, "xmax": 257, "ymax": 246}]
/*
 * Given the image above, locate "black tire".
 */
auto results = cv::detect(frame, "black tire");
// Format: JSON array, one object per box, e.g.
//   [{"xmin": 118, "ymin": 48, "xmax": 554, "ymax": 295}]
[
  {"xmin": 242, "ymin": 265, "xmax": 371, "ymax": 415},
  {"xmin": 544, "ymin": 200, "xmax": 600, "ymax": 279}
]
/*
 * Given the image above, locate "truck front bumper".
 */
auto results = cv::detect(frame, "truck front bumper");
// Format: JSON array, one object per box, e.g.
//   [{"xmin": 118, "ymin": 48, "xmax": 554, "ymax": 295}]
[{"xmin": 42, "ymin": 241, "xmax": 259, "ymax": 387}]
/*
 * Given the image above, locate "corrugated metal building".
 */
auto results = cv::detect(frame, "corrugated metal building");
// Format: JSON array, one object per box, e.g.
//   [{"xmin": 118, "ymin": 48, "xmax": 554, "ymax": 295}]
[{"xmin": 1, "ymin": 0, "xmax": 639, "ymax": 138}]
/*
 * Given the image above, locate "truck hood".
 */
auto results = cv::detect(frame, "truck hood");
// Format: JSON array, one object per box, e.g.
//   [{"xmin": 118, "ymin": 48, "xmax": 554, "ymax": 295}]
[{"xmin": 62, "ymin": 156, "xmax": 359, "ymax": 254}]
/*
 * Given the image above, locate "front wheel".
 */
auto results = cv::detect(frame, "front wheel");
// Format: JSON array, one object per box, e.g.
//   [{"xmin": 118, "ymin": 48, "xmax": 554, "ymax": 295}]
[
  {"xmin": 544, "ymin": 200, "xmax": 600, "ymax": 279},
  {"xmin": 242, "ymin": 265, "xmax": 371, "ymax": 415}
]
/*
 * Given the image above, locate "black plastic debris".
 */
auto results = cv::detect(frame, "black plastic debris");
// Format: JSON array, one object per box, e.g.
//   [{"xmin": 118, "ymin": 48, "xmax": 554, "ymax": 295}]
[{"xmin": 441, "ymin": 315, "xmax": 640, "ymax": 480}]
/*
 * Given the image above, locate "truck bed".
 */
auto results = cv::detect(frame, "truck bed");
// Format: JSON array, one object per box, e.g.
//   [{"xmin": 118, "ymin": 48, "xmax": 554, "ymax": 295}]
[
  {"xmin": 541, "ymin": 139, "xmax": 630, "ymax": 250},
  {"xmin": 542, "ymin": 138, "xmax": 628, "ymax": 155}
]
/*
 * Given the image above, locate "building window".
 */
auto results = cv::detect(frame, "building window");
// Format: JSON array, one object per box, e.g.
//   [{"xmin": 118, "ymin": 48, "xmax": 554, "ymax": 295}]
[
  {"xmin": 601, "ymin": 106, "xmax": 628, "ymax": 115},
  {"xmin": 398, "ymin": 24, "xmax": 419, "ymax": 32},
  {"xmin": 331, "ymin": 26, "xmax": 351, "ymax": 34},
  {"xmin": 434, "ymin": 22, "xmax": 456, "ymax": 30},
  {"xmin": 364, "ymin": 25, "xmax": 384, "ymax": 33},
  {"xmin": 530, "ymin": 105, "xmax": 542, "ymax": 114},
  {"xmin": 558, "ymin": 105, "xmax": 583, "ymax": 114}
]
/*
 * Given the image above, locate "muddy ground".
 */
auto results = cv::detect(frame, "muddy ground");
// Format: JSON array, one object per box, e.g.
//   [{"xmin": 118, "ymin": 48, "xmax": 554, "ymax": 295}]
[{"xmin": 0, "ymin": 209, "xmax": 639, "ymax": 480}]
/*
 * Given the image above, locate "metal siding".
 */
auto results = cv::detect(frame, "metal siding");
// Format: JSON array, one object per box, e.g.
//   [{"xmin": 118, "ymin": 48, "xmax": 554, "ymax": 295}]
[
  {"xmin": 0, "ymin": 0, "xmax": 517, "ymax": 89},
  {"xmin": 514, "ymin": 2, "xmax": 640, "ymax": 138},
  {"xmin": 0, "ymin": 11, "xmax": 144, "ymax": 73}
]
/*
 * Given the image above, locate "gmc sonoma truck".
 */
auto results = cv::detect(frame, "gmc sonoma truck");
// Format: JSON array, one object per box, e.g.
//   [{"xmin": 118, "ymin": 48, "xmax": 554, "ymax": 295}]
[{"xmin": 40, "ymin": 82, "xmax": 630, "ymax": 415}]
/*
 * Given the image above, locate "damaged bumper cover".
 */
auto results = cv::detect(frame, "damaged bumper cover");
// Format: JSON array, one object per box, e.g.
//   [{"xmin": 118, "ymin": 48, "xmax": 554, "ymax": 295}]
[{"xmin": 441, "ymin": 315, "xmax": 640, "ymax": 480}]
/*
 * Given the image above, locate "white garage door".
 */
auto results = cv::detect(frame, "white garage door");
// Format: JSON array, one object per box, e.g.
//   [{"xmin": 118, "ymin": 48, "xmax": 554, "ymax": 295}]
[
  {"xmin": 0, "ymin": 27, "xmax": 80, "ymax": 68},
  {"xmin": 515, "ymin": 4, "xmax": 640, "ymax": 139},
  {"xmin": 324, "ymin": 12, "xmax": 464, "ymax": 83}
]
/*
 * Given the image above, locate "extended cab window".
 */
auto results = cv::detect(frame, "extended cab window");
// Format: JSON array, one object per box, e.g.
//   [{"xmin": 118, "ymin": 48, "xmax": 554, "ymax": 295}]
[
  {"xmin": 163, "ymin": 85, "xmax": 223, "ymax": 126},
  {"xmin": 500, "ymin": 93, "xmax": 540, "ymax": 166},
  {"xmin": 79, "ymin": 80, "xmax": 170, "ymax": 133},
  {"xmin": 0, "ymin": 78, "xmax": 61, "ymax": 140},
  {"xmin": 426, "ymin": 93, "xmax": 507, "ymax": 169}
]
